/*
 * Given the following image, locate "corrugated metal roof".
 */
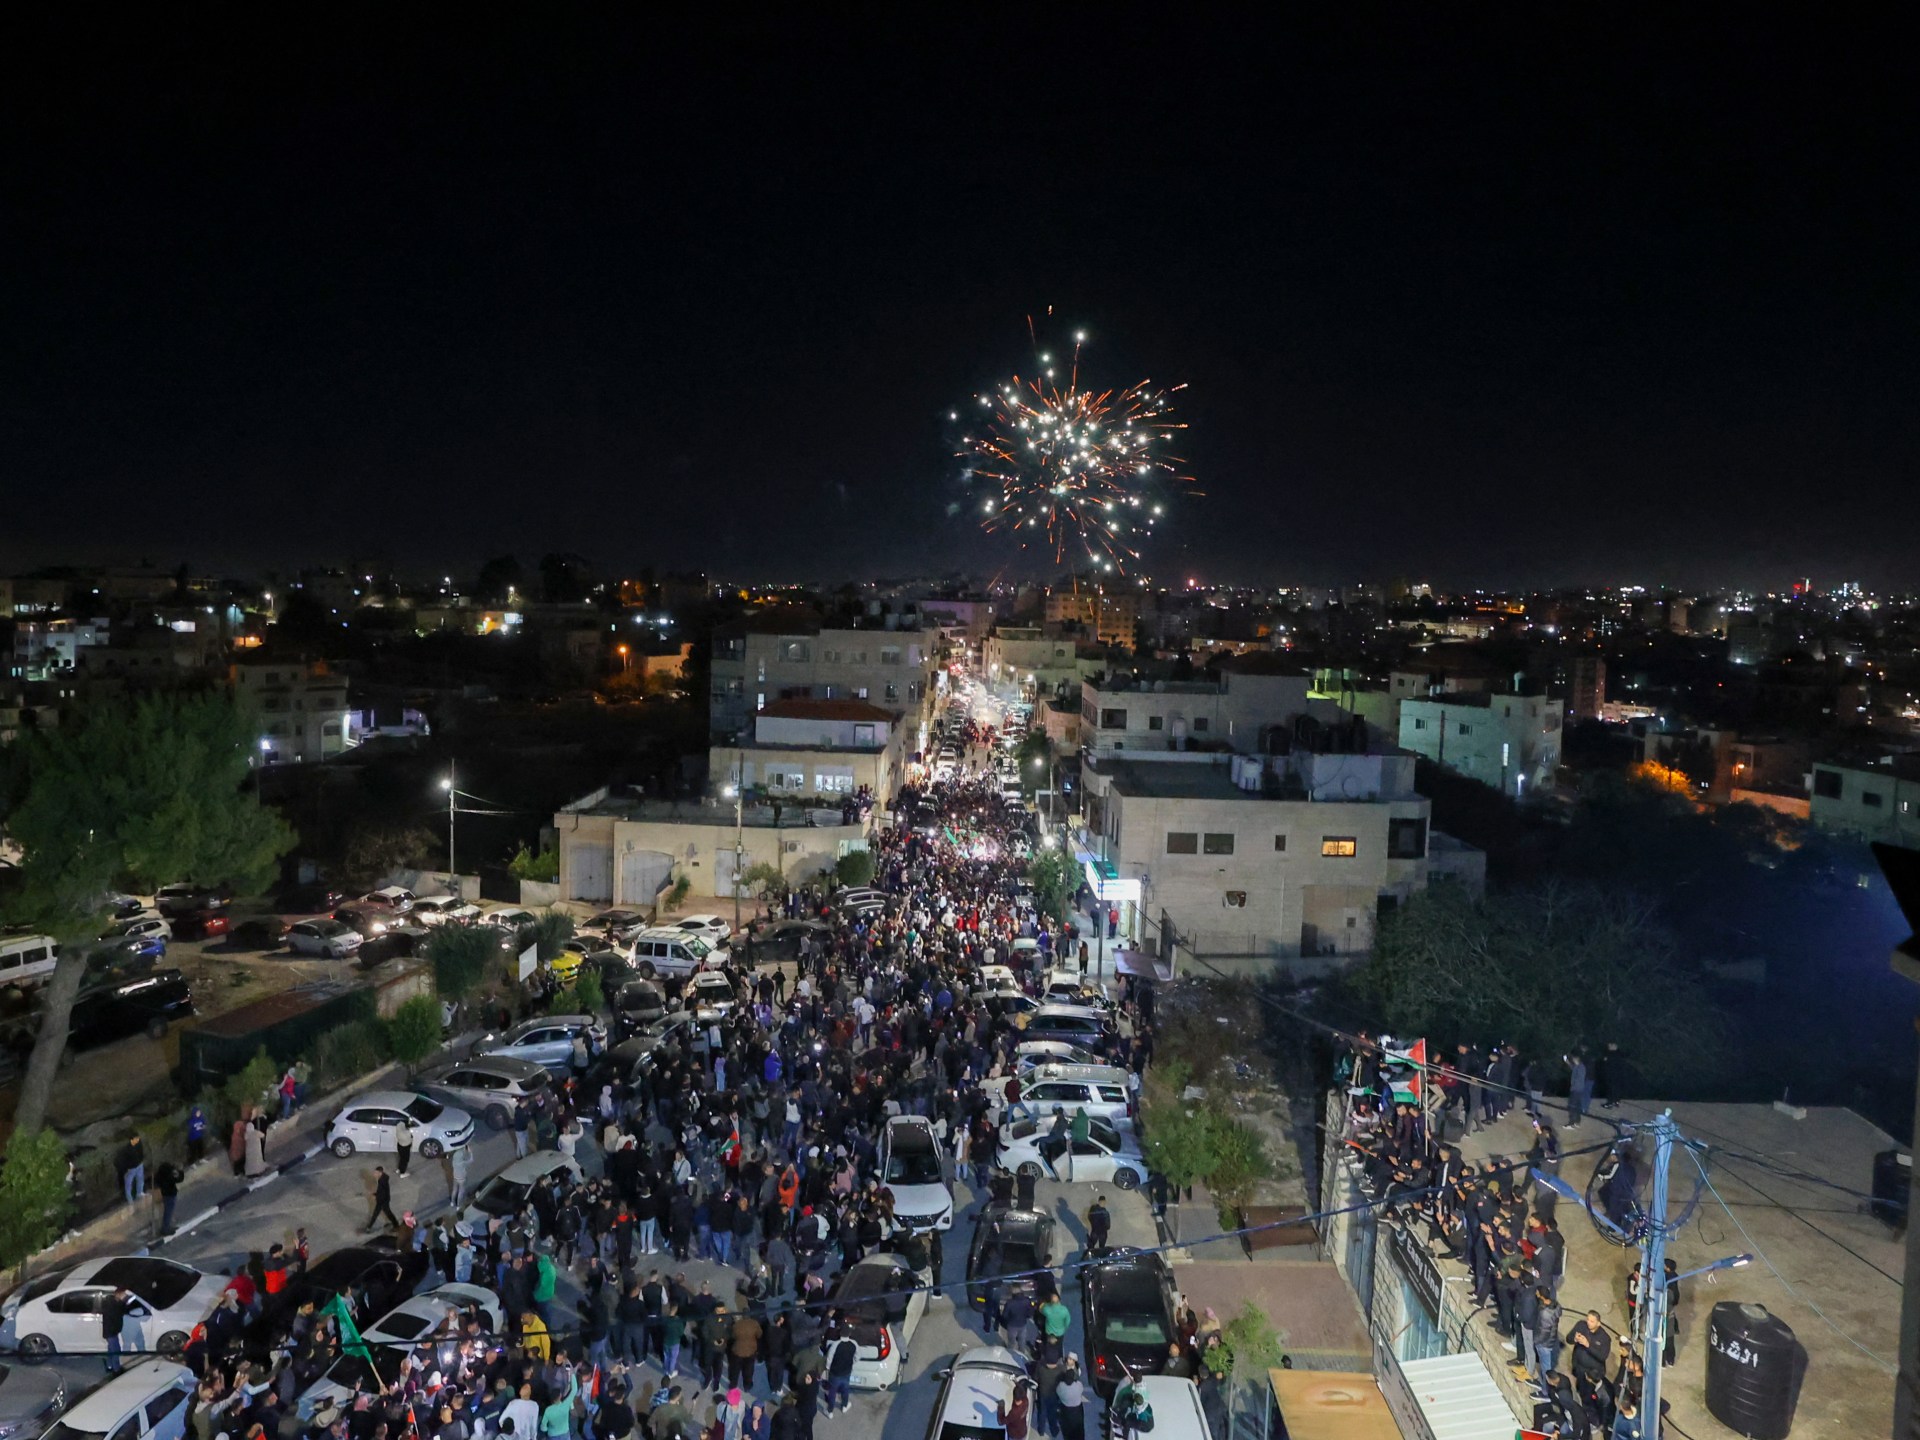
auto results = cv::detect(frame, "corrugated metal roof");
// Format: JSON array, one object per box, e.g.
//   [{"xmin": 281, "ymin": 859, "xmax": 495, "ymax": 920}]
[{"xmin": 1397, "ymin": 1354, "xmax": 1517, "ymax": 1440}]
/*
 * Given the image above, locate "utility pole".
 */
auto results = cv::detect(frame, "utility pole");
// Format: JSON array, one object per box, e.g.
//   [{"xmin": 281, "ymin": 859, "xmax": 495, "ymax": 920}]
[
  {"xmin": 729, "ymin": 757, "xmax": 747, "ymax": 933},
  {"xmin": 442, "ymin": 761, "xmax": 457, "ymax": 878},
  {"xmin": 1638, "ymin": 1110, "xmax": 1678, "ymax": 1440}
]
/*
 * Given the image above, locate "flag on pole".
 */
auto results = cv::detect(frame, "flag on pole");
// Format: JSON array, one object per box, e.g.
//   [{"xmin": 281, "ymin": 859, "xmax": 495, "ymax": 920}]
[
  {"xmin": 1383, "ymin": 1038, "xmax": 1427, "ymax": 1103},
  {"xmin": 318, "ymin": 1292, "xmax": 373, "ymax": 1363}
]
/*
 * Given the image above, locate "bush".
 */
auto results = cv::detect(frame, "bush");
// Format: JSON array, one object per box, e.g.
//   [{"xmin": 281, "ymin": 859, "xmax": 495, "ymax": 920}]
[
  {"xmin": 1140, "ymin": 1059, "xmax": 1271, "ymax": 1222},
  {"xmin": 526, "ymin": 910, "xmax": 576, "ymax": 961},
  {"xmin": 574, "ymin": 966, "xmax": 605, "ymax": 1016},
  {"xmin": 834, "ymin": 849, "xmax": 875, "ymax": 889},
  {"xmin": 312, "ymin": 1019, "xmax": 391, "ymax": 1088},
  {"xmin": 1027, "ymin": 845, "xmax": 1077, "ymax": 923},
  {"xmin": 1204, "ymin": 1302, "xmax": 1287, "ymax": 1379},
  {"xmin": 221, "ymin": 1048, "xmax": 282, "ymax": 1122},
  {"xmin": 427, "ymin": 924, "xmax": 501, "ymax": 1002},
  {"xmin": 507, "ymin": 845, "xmax": 560, "ymax": 883},
  {"xmin": 664, "ymin": 875, "xmax": 691, "ymax": 912},
  {"xmin": 385, "ymin": 996, "xmax": 444, "ymax": 1068},
  {"xmin": 0, "ymin": 1130, "xmax": 74, "ymax": 1269}
]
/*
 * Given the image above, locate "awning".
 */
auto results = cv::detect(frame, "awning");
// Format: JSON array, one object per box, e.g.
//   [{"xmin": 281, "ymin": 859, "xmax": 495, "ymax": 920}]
[
  {"xmin": 1396, "ymin": 1354, "xmax": 1517, "ymax": 1440},
  {"xmin": 1268, "ymin": 1371, "xmax": 1401, "ymax": 1440}
]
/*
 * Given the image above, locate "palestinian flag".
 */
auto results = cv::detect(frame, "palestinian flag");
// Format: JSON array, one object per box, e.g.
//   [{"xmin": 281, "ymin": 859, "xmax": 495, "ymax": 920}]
[
  {"xmin": 318, "ymin": 1292, "xmax": 374, "ymax": 1363},
  {"xmin": 1383, "ymin": 1038, "xmax": 1426, "ymax": 1103}
]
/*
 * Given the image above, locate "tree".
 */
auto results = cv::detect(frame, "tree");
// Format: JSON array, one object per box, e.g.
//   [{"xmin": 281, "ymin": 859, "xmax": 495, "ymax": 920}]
[
  {"xmin": 427, "ymin": 923, "xmax": 501, "ymax": 1002},
  {"xmin": 1, "ymin": 691, "xmax": 296, "ymax": 1134},
  {"xmin": 834, "ymin": 849, "xmax": 875, "ymax": 890},
  {"xmin": 526, "ymin": 910, "xmax": 575, "ymax": 961},
  {"xmin": 1027, "ymin": 844, "xmax": 1078, "ymax": 923},
  {"xmin": 385, "ymin": 996, "xmax": 443, "ymax": 1070},
  {"xmin": 739, "ymin": 862, "xmax": 787, "ymax": 902},
  {"xmin": 507, "ymin": 844, "xmax": 560, "ymax": 883},
  {"xmin": 341, "ymin": 826, "xmax": 438, "ymax": 890},
  {"xmin": 0, "ymin": 1129, "xmax": 74, "ymax": 1270}
]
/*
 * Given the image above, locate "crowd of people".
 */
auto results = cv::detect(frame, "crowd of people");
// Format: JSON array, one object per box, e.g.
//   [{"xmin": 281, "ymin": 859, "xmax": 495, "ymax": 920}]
[
  {"xmin": 165, "ymin": 766, "xmax": 1163, "ymax": 1440},
  {"xmin": 1338, "ymin": 1037, "xmax": 1664, "ymax": 1440}
]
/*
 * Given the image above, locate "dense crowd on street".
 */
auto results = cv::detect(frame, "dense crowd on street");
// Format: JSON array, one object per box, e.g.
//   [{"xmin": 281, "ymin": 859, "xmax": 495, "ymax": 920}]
[
  {"xmin": 1337, "ymin": 1037, "xmax": 1665, "ymax": 1440},
  {"xmin": 158, "ymin": 766, "xmax": 1168, "ymax": 1440}
]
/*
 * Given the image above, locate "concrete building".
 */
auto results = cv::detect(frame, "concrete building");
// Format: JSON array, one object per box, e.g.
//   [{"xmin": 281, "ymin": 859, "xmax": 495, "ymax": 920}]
[
  {"xmin": 553, "ymin": 787, "xmax": 867, "ymax": 908},
  {"xmin": 1045, "ymin": 589, "xmax": 1140, "ymax": 647},
  {"xmin": 707, "ymin": 698, "xmax": 905, "ymax": 808},
  {"xmin": 0, "ymin": 576, "xmax": 72, "ymax": 617},
  {"xmin": 1079, "ymin": 664, "xmax": 1339, "ymax": 757},
  {"xmin": 1810, "ymin": 756, "xmax": 1920, "ymax": 846},
  {"xmin": 709, "ymin": 610, "xmax": 940, "ymax": 744},
  {"xmin": 1398, "ymin": 692, "xmax": 1563, "ymax": 798},
  {"xmin": 1077, "ymin": 744, "xmax": 1472, "ymax": 976},
  {"xmin": 1568, "ymin": 654, "xmax": 1607, "ymax": 720},
  {"xmin": 982, "ymin": 627, "xmax": 1102, "ymax": 702},
  {"xmin": 10, "ymin": 619, "xmax": 105, "ymax": 680},
  {"xmin": 233, "ymin": 660, "xmax": 353, "ymax": 766}
]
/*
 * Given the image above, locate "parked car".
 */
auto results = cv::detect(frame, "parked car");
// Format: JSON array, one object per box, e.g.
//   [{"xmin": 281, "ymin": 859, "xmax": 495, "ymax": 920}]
[
  {"xmin": 672, "ymin": 914, "xmax": 732, "ymax": 945},
  {"xmin": 0, "ymin": 935, "xmax": 59, "ymax": 991},
  {"xmin": 685, "ymin": 970, "xmax": 738, "ymax": 1021},
  {"xmin": 277, "ymin": 884, "xmax": 347, "ymax": 916},
  {"xmin": 1018, "ymin": 1003, "xmax": 1112, "ymax": 1048},
  {"xmin": 924, "ymin": 1347, "xmax": 1029, "ymax": 1440},
  {"xmin": 0, "ymin": 1256, "xmax": 226, "ymax": 1358},
  {"xmin": 410, "ymin": 895, "xmax": 481, "ymax": 927},
  {"xmin": 256, "ymin": 1245, "xmax": 425, "ymax": 1342},
  {"xmin": 360, "ymin": 887, "xmax": 416, "ymax": 914},
  {"xmin": 102, "ymin": 915, "xmax": 172, "ymax": 944},
  {"xmin": 585, "ymin": 908, "xmax": 649, "ymax": 942},
  {"xmin": 0, "ymin": 1347, "xmax": 66, "ymax": 1439},
  {"xmin": 623, "ymin": 929, "xmax": 717, "ymax": 980},
  {"xmin": 995, "ymin": 1116, "xmax": 1145, "ymax": 1190},
  {"xmin": 172, "ymin": 909, "xmax": 231, "ymax": 942},
  {"xmin": 68, "ymin": 969, "xmax": 195, "ymax": 1048},
  {"xmin": 333, "ymin": 903, "xmax": 401, "ymax": 940},
  {"xmin": 288, "ymin": 919, "xmax": 363, "ymax": 959},
  {"xmin": 741, "ymin": 918, "xmax": 828, "ymax": 966},
  {"xmin": 298, "ymin": 1287, "xmax": 502, "ymax": 1413},
  {"xmin": 611, "ymin": 979, "xmax": 668, "ymax": 1039},
  {"xmin": 1011, "ymin": 1039, "xmax": 1106, "ymax": 1070},
  {"xmin": 324, "ymin": 1091, "xmax": 474, "ymax": 1159},
  {"xmin": 826, "ymin": 1254, "xmax": 928, "ymax": 1389},
  {"xmin": 87, "ymin": 933, "xmax": 165, "ymax": 973},
  {"xmin": 1080, "ymin": 1249, "xmax": 1181, "ymax": 1398},
  {"xmin": 227, "ymin": 917, "xmax": 290, "ymax": 951},
  {"xmin": 966, "ymin": 1206, "xmax": 1059, "ymax": 1311},
  {"xmin": 881, "ymin": 1115, "xmax": 953, "ymax": 1232},
  {"xmin": 416, "ymin": 1055, "xmax": 552, "ymax": 1130},
  {"xmin": 479, "ymin": 907, "xmax": 537, "ymax": 932},
  {"xmin": 39, "ymin": 1362, "xmax": 192, "ymax": 1440},
  {"xmin": 460, "ymin": 1152, "xmax": 583, "ymax": 1228},
  {"xmin": 1006, "ymin": 1065, "xmax": 1135, "ymax": 1129},
  {"xmin": 154, "ymin": 884, "xmax": 227, "ymax": 918},
  {"xmin": 475, "ymin": 1014, "xmax": 598, "ymax": 1072}
]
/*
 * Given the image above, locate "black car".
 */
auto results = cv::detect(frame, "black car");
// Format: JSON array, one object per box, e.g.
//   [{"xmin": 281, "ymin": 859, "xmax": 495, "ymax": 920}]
[
  {"xmin": 278, "ymin": 883, "xmax": 348, "ymax": 915},
  {"xmin": 966, "ymin": 1206, "xmax": 1058, "ymax": 1309},
  {"xmin": 257, "ymin": 1243, "xmax": 425, "ymax": 1339},
  {"xmin": 739, "ymin": 918, "xmax": 829, "ymax": 965},
  {"xmin": 1079, "ymin": 1248, "xmax": 1180, "ymax": 1398},
  {"xmin": 612, "ymin": 979, "xmax": 668, "ymax": 1039},
  {"xmin": 67, "ymin": 969, "xmax": 195, "ymax": 1048},
  {"xmin": 227, "ymin": 917, "xmax": 291, "ymax": 951}
]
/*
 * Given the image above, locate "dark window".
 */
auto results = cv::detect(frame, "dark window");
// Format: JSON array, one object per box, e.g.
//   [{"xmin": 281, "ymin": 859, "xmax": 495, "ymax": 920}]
[
  {"xmin": 1457, "ymin": 723, "xmax": 1472, "ymax": 736},
  {"xmin": 1388, "ymin": 818, "xmax": 1429, "ymax": 859},
  {"xmin": 1412, "ymin": 717, "xmax": 1427, "ymax": 730},
  {"xmin": 1814, "ymin": 769, "xmax": 1843, "ymax": 799},
  {"xmin": 1148, "ymin": 716, "xmax": 1164, "ymax": 730},
  {"xmin": 1322, "ymin": 837, "xmax": 1358, "ymax": 857},
  {"xmin": 1202, "ymin": 833, "xmax": 1235, "ymax": 855},
  {"xmin": 1273, "ymin": 834, "xmax": 1287, "ymax": 852},
  {"xmin": 1193, "ymin": 717, "xmax": 1210, "ymax": 732},
  {"xmin": 1165, "ymin": 832, "xmax": 1198, "ymax": 855},
  {"xmin": 1863, "ymin": 790, "xmax": 1885, "ymax": 809},
  {"xmin": 1100, "ymin": 708, "xmax": 1128, "ymax": 729}
]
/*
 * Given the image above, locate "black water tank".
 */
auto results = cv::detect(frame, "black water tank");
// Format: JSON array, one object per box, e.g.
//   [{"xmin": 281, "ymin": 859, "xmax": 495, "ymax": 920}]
[
  {"xmin": 1870, "ymin": 1148, "xmax": 1910, "ymax": 1232},
  {"xmin": 1705, "ymin": 1302, "xmax": 1800, "ymax": 1440}
]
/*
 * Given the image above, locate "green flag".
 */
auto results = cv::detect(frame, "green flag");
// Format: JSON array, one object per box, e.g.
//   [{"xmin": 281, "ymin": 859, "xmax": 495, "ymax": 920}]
[{"xmin": 318, "ymin": 1292, "xmax": 374, "ymax": 1363}]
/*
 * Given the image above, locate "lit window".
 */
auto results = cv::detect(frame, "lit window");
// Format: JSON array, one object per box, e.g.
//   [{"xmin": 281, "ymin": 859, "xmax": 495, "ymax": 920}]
[{"xmin": 1321, "ymin": 837, "xmax": 1358, "ymax": 857}]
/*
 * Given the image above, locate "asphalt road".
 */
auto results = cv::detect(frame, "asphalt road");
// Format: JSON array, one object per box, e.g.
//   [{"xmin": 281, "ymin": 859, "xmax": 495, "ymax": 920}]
[{"xmin": 36, "ymin": 1117, "xmax": 1161, "ymax": 1439}]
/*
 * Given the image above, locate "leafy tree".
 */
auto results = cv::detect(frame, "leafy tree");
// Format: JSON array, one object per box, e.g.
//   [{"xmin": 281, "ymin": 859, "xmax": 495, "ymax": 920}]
[
  {"xmin": 1205, "ymin": 1302, "xmax": 1287, "ymax": 1379},
  {"xmin": 341, "ymin": 826, "xmax": 438, "ymax": 890},
  {"xmin": 664, "ymin": 875, "xmax": 691, "ymax": 912},
  {"xmin": 739, "ymin": 862, "xmax": 787, "ymax": 902},
  {"xmin": 526, "ymin": 910, "xmax": 576, "ymax": 961},
  {"xmin": 426, "ymin": 923, "xmax": 501, "ymax": 1002},
  {"xmin": 222, "ymin": 1048, "xmax": 282, "ymax": 1122},
  {"xmin": 1027, "ymin": 844, "xmax": 1078, "ymax": 923},
  {"xmin": 0, "ymin": 1129, "xmax": 74, "ymax": 1269},
  {"xmin": 507, "ymin": 845, "xmax": 560, "ymax": 883},
  {"xmin": 574, "ymin": 966, "xmax": 605, "ymax": 1016},
  {"xmin": 1354, "ymin": 880, "xmax": 1720, "ymax": 1089},
  {"xmin": 385, "ymin": 996, "xmax": 443, "ymax": 1069},
  {"xmin": 1, "ymin": 691, "xmax": 295, "ymax": 1134},
  {"xmin": 834, "ymin": 849, "xmax": 876, "ymax": 889},
  {"xmin": 1139, "ymin": 1060, "xmax": 1271, "ymax": 1220}
]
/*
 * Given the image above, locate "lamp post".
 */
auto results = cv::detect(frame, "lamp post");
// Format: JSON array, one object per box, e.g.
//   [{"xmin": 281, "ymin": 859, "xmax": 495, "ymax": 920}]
[
  {"xmin": 440, "ymin": 766, "xmax": 456, "ymax": 877},
  {"xmin": 616, "ymin": 644, "xmax": 630, "ymax": 673},
  {"xmin": 723, "ymin": 759, "xmax": 746, "ymax": 932}
]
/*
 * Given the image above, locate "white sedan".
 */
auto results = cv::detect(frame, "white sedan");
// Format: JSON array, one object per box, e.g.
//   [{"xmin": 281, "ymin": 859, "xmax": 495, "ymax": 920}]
[
  {"xmin": 326, "ymin": 1091, "xmax": 475, "ymax": 1158},
  {"xmin": 686, "ymin": 970, "xmax": 739, "ymax": 1021},
  {"xmin": 296, "ymin": 1285, "xmax": 504, "ymax": 1420},
  {"xmin": 1, "ymin": 1256, "xmax": 225, "ymax": 1358},
  {"xmin": 995, "ymin": 1116, "xmax": 1147, "ymax": 1189},
  {"xmin": 411, "ymin": 895, "xmax": 482, "ymax": 927},
  {"xmin": 287, "ymin": 919, "xmax": 363, "ymax": 958},
  {"xmin": 673, "ymin": 914, "xmax": 733, "ymax": 946}
]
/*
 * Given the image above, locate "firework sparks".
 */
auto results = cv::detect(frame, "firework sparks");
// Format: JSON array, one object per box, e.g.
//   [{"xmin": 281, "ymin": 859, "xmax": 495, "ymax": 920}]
[{"xmin": 954, "ymin": 317, "xmax": 1196, "ymax": 573}]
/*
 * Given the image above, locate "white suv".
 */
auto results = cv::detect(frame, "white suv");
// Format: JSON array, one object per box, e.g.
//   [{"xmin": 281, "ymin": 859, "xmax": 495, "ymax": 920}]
[
  {"xmin": 882, "ymin": 1115, "xmax": 953, "ymax": 1231},
  {"xmin": 924, "ymin": 1348, "xmax": 1028, "ymax": 1440}
]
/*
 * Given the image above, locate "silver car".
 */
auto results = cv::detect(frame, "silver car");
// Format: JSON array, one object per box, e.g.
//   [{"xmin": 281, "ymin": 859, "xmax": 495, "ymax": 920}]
[
  {"xmin": 287, "ymin": 919, "xmax": 363, "ymax": 958},
  {"xmin": 416, "ymin": 1055, "xmax": 552, "ymax": 1129},
  {"xmin": 475, "ymin": 1014, "xmax": 597, "ymax": 1071}
]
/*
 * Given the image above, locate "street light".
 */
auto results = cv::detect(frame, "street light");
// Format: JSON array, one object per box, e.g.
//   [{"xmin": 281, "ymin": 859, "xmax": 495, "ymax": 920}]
[
  {"xmin": 441, "ymin": 769, "xmax": 456, "ymax": 875},
  {"xmin": 616, "ymin": 644, "xmax": 630, "ymax": 672},
  {"xmin": 724, "ymin": 765, "xmax": 746, "ymax": 931}
]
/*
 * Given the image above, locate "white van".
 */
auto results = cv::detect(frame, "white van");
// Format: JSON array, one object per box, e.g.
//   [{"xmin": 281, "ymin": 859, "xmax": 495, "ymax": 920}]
[
  {"xmin": 625, "ymin": 927, "xmax": 720, "ymax": 979},
  {"xmin": 0, "ymin": 934, "xmax": 59, "ymax": 989},
  {"xmin": 43, "ymin": 1361, "xmax": 196, "ymax": 1440}
]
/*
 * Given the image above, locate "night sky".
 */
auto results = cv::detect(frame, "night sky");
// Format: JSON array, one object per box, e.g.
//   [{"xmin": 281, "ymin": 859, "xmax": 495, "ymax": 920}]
[{"xmin": 4, "ymin": 12, "xmax": 1913, "ymax": 589}]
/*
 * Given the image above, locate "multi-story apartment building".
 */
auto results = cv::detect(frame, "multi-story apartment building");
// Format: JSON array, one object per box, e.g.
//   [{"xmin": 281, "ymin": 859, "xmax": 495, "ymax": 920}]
[
  {"xmin": 1078, "ymin": 663, "xmax": 1341, "ymax": 756},
  {"xmin": 1397, "ymin": 691, "xmax": 1563, "ymax": 798},
  {"xmin": 707, "ymin": 698, "xmax": 906, "ymax": 808},
  {"xmin": 233, "ymin": 660, "xmax": 353, "ymax": 766},
  {"xmin": 709, "ymin": 609, "xmax": 940, "ymax": 745},
  {"xmin": 10, "ymin": 619, "xmax": 105, "ymax": 680},
  {"xmin": 984, "ymin": 627, "xmax": 1105, "ymax": 702},
  {"xmin": 1078, "ymin": 744, "xmax": 1475, "ymax": 977},
  {"xmin": 1045, "ymin": 589, "xmax": 1140, "ymax": 646}
]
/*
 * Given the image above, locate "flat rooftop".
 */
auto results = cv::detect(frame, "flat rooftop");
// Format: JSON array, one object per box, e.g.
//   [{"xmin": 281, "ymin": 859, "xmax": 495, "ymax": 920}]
[
  {"xmin": 1453, "ymin": 1099, "xmax": 1899, "ymax": 1440},
  {"xmin": 1094, "ymin": 758, "xmax": 1261, "ymax": 802}
]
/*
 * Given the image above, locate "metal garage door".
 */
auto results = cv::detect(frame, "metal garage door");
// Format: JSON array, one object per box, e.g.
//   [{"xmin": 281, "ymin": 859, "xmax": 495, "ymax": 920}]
[
  {"xmin": 569, "ymin": 841, "xmax": 613, "ymax": 903},
  {"xmin": 619, "ymin": 848, "xmax": 673, "ymax": 906}
]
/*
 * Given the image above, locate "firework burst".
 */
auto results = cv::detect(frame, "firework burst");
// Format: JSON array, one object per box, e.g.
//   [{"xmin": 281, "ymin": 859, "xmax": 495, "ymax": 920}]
[{"xmin": 952, "ymin": 316, "xmax": 1196, "ymax": 574}]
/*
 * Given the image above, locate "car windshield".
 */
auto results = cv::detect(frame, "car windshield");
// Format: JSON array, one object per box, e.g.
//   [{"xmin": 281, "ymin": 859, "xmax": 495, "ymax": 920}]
[
  {"xmin": 404, "ymin": 1097, "xmax": 444, "ymax": 1123},
  {"xmin": 44, "ymin": 1423, "xmax": 108, "ymax": 1440},
  {"xmin": 472, "ymin": 1177, "xmax": 530, "ymax": 1215},
  {"xmin": 978, "ymin": 1238, "xmax": 1043, "ymax": 1277},
  {"xmin": 885, "ymin": 1140, "xmax": 944, "ymax": 1186},
  {"xmin": 95, "ymin": 1256, "xmax": 197, "ymax": 1308},
  {"xmin": 683, "ymin": 937, "xmax": 711, "ymax": 960},
  {"xmin": 1102, "ymin": 1308, "xmax": 1172, "ymax": 1344}
]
